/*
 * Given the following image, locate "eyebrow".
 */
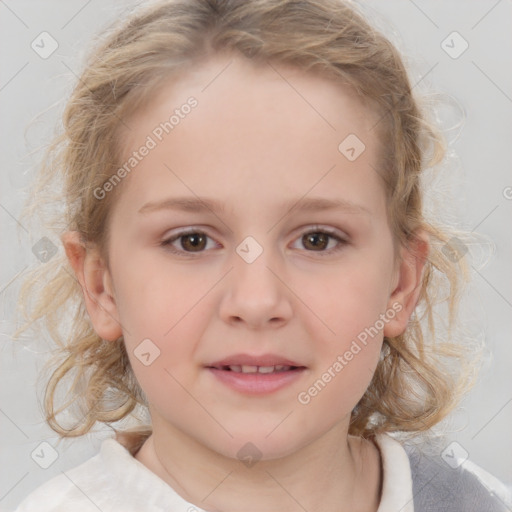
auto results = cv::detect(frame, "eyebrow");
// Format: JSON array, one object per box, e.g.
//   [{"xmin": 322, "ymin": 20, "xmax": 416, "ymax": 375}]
[{"xmin": 138, "ymin": 196, "xmax": 371, "ymax": 216}]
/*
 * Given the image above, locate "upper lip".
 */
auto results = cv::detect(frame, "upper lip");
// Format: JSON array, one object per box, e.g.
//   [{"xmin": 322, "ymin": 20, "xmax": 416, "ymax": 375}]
[{"xmin": 207, "ymin": 353, "xmax": 305, "ymax": 368}]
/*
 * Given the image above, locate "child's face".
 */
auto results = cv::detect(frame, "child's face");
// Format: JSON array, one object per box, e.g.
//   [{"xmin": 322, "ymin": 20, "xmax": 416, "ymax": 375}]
[{"xmin": 94, "ymin": 54, "xmax": 409, "ymax": 459}]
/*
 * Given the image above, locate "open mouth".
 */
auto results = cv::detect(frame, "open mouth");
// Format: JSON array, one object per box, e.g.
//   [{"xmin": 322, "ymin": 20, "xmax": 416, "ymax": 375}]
[
  {"xmin": 205, "ymin": 353, "xmax": 307, "ymax": 393},
  {"xmin": 208, "ymin": 364, "xmax": 303, "ymax": 374},
  {"xmin": 205, "ymin": 362, "xmax": 307, "ymax": 394}
]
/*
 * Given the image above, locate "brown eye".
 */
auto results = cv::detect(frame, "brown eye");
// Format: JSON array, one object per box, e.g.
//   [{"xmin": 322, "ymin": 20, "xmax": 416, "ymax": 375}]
[
  {"xmin": 161, "ymin": 230, "xmax": 217, "ymax": 255},
  {"xmin": 291, "ymin": 228, "xmax": 348, "ymax": 256},
  {"xmin": 302, "ymin": 232, "xmax": 330, "ymax": 251},
  {"xmin": 180, "ymin": 233, "xmax": 207, "ymax": 252}
]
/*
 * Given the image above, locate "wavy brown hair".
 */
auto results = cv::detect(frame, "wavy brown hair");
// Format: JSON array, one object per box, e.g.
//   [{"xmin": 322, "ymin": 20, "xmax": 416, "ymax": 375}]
[{"xmin": 15, "ymin": 0, "xmax": 480, "ymax": 453}]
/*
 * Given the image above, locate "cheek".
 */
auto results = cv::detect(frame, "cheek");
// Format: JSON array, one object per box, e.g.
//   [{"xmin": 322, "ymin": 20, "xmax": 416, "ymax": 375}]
[
  {"xmin": 295, "ymin": 249, "xmax": 393, "ymax": 397},
  {"xmin": 295, "ymin": 269, "xmax": 388, "ymax": 425},
  {"xmin": 296, "ymin": 344, "xmax": 381, "ymax": 436},
  {"xmin": 118, "ymin": 288, "xmax": 207, "ymax": 418},
  {"xmin": 111, "ymin": 252, "xmax": 218, "ymax": 377},
  {"xmin": 302, "ymin": 250, "xmax": 394, "ymax": 342},
  {"xmin": 112, "ymin": 249, "xmax": 212, "ymax": 337}
]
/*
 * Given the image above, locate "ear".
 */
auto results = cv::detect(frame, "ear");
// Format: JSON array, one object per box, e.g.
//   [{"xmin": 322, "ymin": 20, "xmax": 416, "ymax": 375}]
[
  {"xmin": 383, "ymin": 231, "xmax": 429, "ymax": 338},
  {"xmin": 61, "ymin": 231, "xmax": 123, "ymax": 341}
]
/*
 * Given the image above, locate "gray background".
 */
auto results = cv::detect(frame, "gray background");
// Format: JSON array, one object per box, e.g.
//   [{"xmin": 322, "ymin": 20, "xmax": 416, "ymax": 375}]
[{"xmin": 1, "ymin": 1, "xmax": 511, "ymax": 510}]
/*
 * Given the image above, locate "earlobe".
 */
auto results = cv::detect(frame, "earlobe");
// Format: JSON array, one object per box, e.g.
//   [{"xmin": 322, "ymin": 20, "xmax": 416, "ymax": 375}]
[
  {"xmin": 61, "ymin": 231, "xmax": 123, "ymax": 342},
  {"xmin": 383, "ymin": 233, "xmax": 429, "ymax": 338}
]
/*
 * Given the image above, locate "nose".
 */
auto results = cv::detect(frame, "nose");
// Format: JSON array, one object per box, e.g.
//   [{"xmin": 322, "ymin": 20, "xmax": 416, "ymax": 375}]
[{"xmin": 218, "ymin": 245, "xmax": 293, "ymax": 330}]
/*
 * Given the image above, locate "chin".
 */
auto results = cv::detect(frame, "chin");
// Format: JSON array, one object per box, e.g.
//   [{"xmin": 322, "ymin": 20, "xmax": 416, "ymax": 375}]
[{"xmin": 208, "ymin": 431, "xmax": 307, "ymax": 464}]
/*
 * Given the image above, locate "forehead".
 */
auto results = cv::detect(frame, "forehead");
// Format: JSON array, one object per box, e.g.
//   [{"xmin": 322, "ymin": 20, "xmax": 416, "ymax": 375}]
[
  {"xmin": 113, "ymin": 53, "xmax": 385, "ymax": 218},
  {"xmin": 122, "ymin": 53, "xmax": 380, "ymax": 142}
]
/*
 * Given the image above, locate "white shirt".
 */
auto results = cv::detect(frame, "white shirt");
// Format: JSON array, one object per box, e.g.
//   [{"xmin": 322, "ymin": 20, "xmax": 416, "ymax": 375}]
[{"xmin": 14, "ymin": 433, "xmax": 414, "ymax": 512}]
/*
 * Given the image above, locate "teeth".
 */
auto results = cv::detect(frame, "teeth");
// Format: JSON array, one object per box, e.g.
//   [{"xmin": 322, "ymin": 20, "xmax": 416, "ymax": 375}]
[
  {"xmin": 225, "ymin": 365, "xmax": 293, "ymax": 373},
  {"xmin": 257, "ymin": 366, "xmax": 275, "ymax": 374}
]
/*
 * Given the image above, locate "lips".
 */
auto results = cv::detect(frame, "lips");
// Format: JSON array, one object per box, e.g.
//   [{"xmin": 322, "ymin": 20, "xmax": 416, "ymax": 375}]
[
  {"xmin": 215, "ymin": 364, "xmax": 296, "ymax": 374},
  {"xmin": 206, "ymin": 353, "xmax": 307, "ymax": 394},
  {"xmin": 206, "ymin": 353, "xmax": 306, "ymax": 372}
]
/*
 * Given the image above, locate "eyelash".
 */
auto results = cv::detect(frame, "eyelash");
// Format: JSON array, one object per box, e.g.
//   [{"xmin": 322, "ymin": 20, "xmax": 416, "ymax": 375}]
[{"xmin": 160, "ymin": 226, "xmax": 348, "ymax": 257}]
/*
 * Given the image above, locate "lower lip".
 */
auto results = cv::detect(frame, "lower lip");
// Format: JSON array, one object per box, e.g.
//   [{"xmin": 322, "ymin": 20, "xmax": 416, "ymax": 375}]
[{"xmin": 206, "ymin": 367, "xmax": 306, "ymax": 394}]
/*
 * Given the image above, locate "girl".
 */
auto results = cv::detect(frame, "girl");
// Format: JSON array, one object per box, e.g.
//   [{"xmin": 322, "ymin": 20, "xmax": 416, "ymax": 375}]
[{"xmin": 13, "ymin": 0, "xmax": 510, "ymax": 510}]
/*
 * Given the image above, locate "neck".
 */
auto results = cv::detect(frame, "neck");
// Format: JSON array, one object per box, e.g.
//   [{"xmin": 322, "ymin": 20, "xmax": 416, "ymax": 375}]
[{"xmin": 134, "ymin": 418, "xmax": 381, "ymax": 512}]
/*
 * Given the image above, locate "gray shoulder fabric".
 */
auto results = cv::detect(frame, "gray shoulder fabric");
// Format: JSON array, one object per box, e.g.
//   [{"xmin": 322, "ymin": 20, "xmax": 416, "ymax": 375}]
[{"xmin": 405, "ymin": 444, "xmax": 509, "ymax": 512}]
